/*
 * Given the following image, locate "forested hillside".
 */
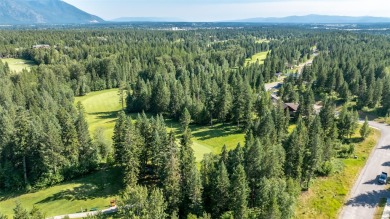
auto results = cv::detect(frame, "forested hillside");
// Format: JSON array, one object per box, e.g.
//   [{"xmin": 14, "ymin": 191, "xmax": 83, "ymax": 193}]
[{"xmin": 0, "ymin": 25, "xmax": 389, "ymax": 218}]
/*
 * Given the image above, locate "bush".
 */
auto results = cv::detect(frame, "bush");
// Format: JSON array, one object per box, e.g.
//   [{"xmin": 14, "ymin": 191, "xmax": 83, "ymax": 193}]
[{"xmin": 317, "ymin": 161, "xmax": 333, "ymax": 176}]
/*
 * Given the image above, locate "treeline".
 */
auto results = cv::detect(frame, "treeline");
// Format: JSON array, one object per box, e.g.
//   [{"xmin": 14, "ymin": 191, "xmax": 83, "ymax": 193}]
[
  {"xmin": 0, "ymin": 62, "xmax": 106, "ymax": 190},
  {"xmin": 112, "ymin": 90, "xmax": 360, "ymax": 218}
]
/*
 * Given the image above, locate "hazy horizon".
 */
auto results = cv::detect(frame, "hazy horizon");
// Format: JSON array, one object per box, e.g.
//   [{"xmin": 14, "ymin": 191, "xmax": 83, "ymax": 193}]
[{"xmin": 63, "ymin": 0, "xmax": 390, "ymax": 22}]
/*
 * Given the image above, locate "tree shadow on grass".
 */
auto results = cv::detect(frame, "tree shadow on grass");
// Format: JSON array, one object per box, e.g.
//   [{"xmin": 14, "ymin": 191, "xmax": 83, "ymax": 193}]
[
  {"xmin": 89, "ymin": 111, "xmax": 119, "ymax": 120},
  {"xmin": 192, "ymin": 123, "xmax": 243, "ymax": 141},
  {"xmin": 345, "ymin": 190, "xmax": 390, "ymax": 207},
  {"xmin": 35, "ymin": 167, "xmax": 122, "ymax": 204}
]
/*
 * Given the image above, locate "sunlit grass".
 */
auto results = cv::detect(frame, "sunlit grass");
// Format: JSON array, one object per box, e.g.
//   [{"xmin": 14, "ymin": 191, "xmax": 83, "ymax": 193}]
[
  {"xmin": 1, "ymin": 58, "xmax": 36, "ymax": 73},
  {"xmin": 295, "ymin": 128, "xmax": 381, "ymax": 219}
]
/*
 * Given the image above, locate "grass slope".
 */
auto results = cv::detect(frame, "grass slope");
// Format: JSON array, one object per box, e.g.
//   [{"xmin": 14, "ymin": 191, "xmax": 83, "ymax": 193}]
[
  {"xmin": 0, "ymin": 168, "xmax": 122, "ymax": 217},
  {"xmin": 75, "ymin": 89, "xmax": 245, "ymax": 162},
  {"xmin": 295, "ymin": 128, "xmax": 381, "ymax": 219},
  {"xmin": 245, "ymin": 51, "xmax": 269, "ymax": 66},
  {"xmin": 1, "ymin": 58, "xmax": 36, "ymax": 73},
  {"xmin": 74, "ymin": 89, "xmax": 123, "ymax": 144}
]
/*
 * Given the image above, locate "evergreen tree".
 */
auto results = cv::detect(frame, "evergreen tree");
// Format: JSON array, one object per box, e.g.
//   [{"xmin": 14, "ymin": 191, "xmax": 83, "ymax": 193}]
[
  {"xmin": 13, "ymin": 202, "xmax": 29, "ymax": 219},
  {"xmin": 180, "ymin": 108, "xmax": 191, "ymax": 131},
  {"xmin": 360, "ymin": 116, "xmax": 370, "ymax": 139},
  {"xmin": 179, "ymin": 128, "xmax": 203, "ymax": 217},
  {"xmin": 230, "ymin": 164, "xmax": 249, "ymax": 219},
  {"xmin": 302, "ymin": 117, "xmax": 324, "ymax": 189},
  {"xmin": 211, "ymin": 162, "xmax": 230, "ymax": 218},
  {"xmin": 162, "ymin": 133, "xmax": 181, "ymax": 215}
]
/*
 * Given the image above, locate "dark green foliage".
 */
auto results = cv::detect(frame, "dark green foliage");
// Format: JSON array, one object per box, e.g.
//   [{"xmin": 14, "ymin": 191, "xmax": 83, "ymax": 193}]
[
  {"xmin": 360, "ymin": 117, "xmax": 370, "ymax": 139},
  {"xmin": 230, "ymin": 165, "xmax": 249, "ymax": 219}
]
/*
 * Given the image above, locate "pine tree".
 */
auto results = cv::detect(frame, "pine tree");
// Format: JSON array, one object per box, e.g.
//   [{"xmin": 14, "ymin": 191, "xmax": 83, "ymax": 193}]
[
  {"xmin": 217, "ymin": 82, "xmax": 232, "ymax": 123},
  {"xmin": 244, "ymin": 139, "xmax": 263, "ymax": 208},
  {"xmin": 148, "ymin": 188, "xmax": 167, "ymax": 219},
  {"xmin": 113, "ymin": 111, "xmax": 127, "ymax": 165},
  {"xmin": 162, "ymin": 133, "xmax": 181, "ymax": 215},
  {"xmin": 123, "ymin": 117, "xmax": 140, "ymax": 188},
  {"xmin": 211, "ymin": 162, "xmax": 230, "ymax": 218},
  {"xmin": 360, "ymin": 116, "xmax": 370, "ymax": 139},
  {"xmin": 180, "ymin": 108, "xmax": 191, "ymax": 131},
  {"xmin": 284, "ymin": 117, "xmax": 307, "ymax": 182},
  {"xmin": 179, "ymin": 128, "xmax": 203, "ymax": 217},
  {"xmin": 302, "ymin": 116, "xmax": 324, "ymax": 189},
  {"xmin": 13, "ymin": 202, "xmax": 29, "ymax": 219},
  {"xmin": 230, "ymin": 164, "xmax": 248, "ymax": 219},
  {"xmin": 75, "ymin": 102, "xmax": 98, "ymax": 172}
]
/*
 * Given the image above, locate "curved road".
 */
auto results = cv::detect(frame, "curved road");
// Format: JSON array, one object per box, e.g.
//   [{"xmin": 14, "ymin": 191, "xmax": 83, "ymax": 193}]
[{"xmin": 339, "ymin": 121, "xmax": 390, "ymax": 219}]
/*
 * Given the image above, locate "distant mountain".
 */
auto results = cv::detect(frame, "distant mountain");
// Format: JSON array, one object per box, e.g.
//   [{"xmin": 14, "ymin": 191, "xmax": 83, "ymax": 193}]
[
  {"xmin": 112, "ymin": 17, "xmax": 183, "ymax": 22},
  {"xmin": 0, "ymin": 0, "xmax": 104, "ymax": 24},
  {"xmin": 232, "ymin": 15, "xmax": 390, "ymax": 23}
]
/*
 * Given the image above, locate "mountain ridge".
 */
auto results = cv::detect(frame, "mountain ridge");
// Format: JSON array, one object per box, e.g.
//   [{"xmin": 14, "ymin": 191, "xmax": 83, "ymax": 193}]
[
  {"xmin": 230, "ymin": 14, "xmax": 390, "ymax": 23},
  {"xmin": 0, "ymin": 0, "xmax": 104, "ymax": 24}
]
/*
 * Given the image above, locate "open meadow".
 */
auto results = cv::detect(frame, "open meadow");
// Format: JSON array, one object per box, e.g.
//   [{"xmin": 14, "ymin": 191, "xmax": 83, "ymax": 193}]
[{"xmin": 1, "ymin": 58, "xmax": 36, "ymax": 73}]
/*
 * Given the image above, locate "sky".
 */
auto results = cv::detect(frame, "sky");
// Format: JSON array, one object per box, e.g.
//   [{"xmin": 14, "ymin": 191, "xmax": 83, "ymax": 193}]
[{"xmin": 62, "ymin": 0, "xmax": 390, "ymax": 21}]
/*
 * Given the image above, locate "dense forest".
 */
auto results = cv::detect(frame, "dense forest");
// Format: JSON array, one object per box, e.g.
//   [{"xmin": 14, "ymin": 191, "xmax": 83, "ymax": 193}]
[{"xmin": 0, "ymin": 25, "xmax": 389, "ymax": 218}]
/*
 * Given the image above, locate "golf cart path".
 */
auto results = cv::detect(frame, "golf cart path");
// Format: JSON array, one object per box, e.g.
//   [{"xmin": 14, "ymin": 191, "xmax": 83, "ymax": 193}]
[
  {"xmin": 339, "ymin": 121, "xmax": 390, "ymax": 219},
  {"xmin": 47, "ymin": 206, "xmax": 117, "ymax": 219}
]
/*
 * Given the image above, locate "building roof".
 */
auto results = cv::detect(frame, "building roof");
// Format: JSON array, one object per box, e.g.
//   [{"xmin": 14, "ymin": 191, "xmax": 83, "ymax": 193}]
[{"xmin": 284, "ymin": 103, "xmax": 299, "ymax": 112}]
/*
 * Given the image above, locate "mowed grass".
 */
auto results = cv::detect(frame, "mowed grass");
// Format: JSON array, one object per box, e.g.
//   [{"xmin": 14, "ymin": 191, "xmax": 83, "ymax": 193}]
[
  {"xmin": 75, "ymin": 89, "xmax": 245, "ymax": 162},
  {"xmin": 0, "ymin": 168, "xmax": 122, "ymax": 217},
  {"xmin": 75, "ymin": 89, "xmax": 123, "ymax": 144},
  {"xmin": 245, "ymin": 51, "xmax": 269, "ymax": 66},
  {"xmin": 295, "ymin": 128, "xmax": 381, "ymax": 219},
  {"xmin": 1, "ymin": 58, "xmax": 36, "ymax": 73}
]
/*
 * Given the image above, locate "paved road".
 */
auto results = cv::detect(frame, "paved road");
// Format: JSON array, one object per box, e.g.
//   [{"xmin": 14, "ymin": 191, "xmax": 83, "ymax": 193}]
[
  {"xmin": 47, "ymin": 206, "xmax": 117, "ymax": 219},
  {"xmin": 339, "ymin": 121, "xmax": 390, "ymax": 219}
]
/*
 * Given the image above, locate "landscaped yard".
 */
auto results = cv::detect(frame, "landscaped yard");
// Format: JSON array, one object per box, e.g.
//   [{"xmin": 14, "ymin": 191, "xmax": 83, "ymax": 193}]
[
  {"xmin": 295, "ymin": 128, "xmax": 381, "ymax": 219},
  {"xmin": 1, "ymin": 58, "xmax": 36, "ymax": 73}
]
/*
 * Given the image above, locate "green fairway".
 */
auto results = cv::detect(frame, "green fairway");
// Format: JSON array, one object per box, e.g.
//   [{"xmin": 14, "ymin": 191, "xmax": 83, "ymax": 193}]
[
  {"xmin": 75, "ymin": 89, "xmax": 245, "ymax": 162},
  {"xmin": 75, "ymin": 89, "xmax": 123, "ymax": 144},
  {"xmin": 1, "ymin": 58, "xmax": 36, "ymax": 73},
  {"xmin": 245, "ymin": 51, "xmax": 269, "ymax": 66},
  {"xmin": 0, "ymin": 168, "xmax": 122, "ymax": 217}
]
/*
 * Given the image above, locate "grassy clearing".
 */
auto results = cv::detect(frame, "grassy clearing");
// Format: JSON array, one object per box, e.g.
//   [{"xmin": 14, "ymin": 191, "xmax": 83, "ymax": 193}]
[
  {"xmin": 295, "ymin": 128, "xmax": 380, "ymax": 219},
  {"xmin": 0, "ymin": 168, "xmax": 122, "ymax": 217},
  {"xmin": 1, "ymin": 58, "xmax": 36, "ymax": 73},
  {"xmin": 75, "ymin": 89, "xmax": 123, "ymax": 144},
  {"xmin": 75, "ymin": 89, "xmax": 245, "ymax": 162},
  {"xmin": 255, "ymin": 38, "xmax": 270, "ymax": 44},
  {"xmin": 245, "ymin": 51, "xmax": 269, "ymax": 66},
  {"xmin": 374, "ymin": 198, "xmax": 387, "ymax": 219}
]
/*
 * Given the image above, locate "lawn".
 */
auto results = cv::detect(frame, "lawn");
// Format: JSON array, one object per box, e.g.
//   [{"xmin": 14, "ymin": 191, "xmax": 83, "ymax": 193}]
[
  {"xmin": 0, "ymin": 167, "xmax": 122, "ymax": 218},
  {"xmin": 245, "ymin": 51, "xmax": 269, "ymax": 66},
  {"xmin": 295, "ymin": 128, "xmax": 381, "ymax": 219},
  {"xmin": 1, "ymin": 58, "xmax": 36, "ymax": 73},
  {"xmin": 75, "ymin": 89, "xmax": 245, "ymax": 162},
  {"xmin": 75, "ymin": 89, "xmax": 123, "ymax": 144}
]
